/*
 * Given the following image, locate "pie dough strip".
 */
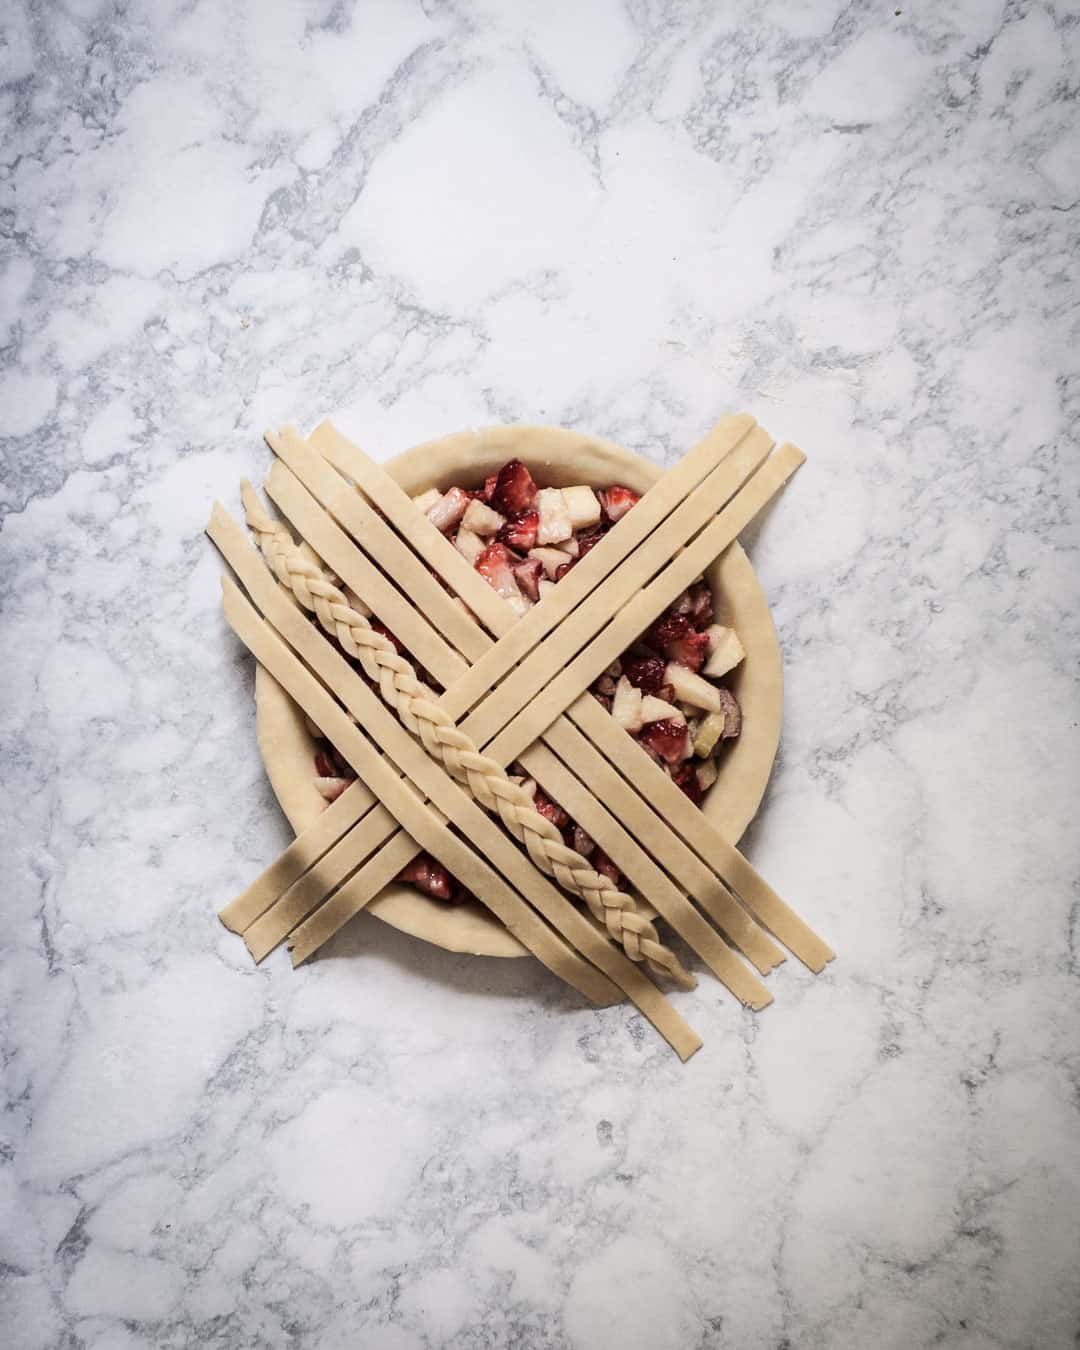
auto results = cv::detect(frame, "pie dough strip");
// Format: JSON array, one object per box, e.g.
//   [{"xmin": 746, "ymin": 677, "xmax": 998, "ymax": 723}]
[
  {"xmin": 458, "ymin": 427, "xmax": 775, "ymax": 749},
  {"xmin": 516, "ymin": 742, "xmax": 772, "ymax": 1008},
  {"xmin": 244, "ymin": 798, "xmax": 401, "ymax": 962},
  {"xmin": 267, "ymin": 427, "xmax": 489, "ymax": 667},
  {"xmin": 485, "ymin": 445, "xmax": 808, "ymax": 768},
  {"xmin": 311, "ymin": 415, "xmax": 759, "ymax": 716},
  {"xmin": 219, "ymin": 778, "xmax": 373, "ymax": 933},
  {"xmin": 571, "ymin": 700, "xmax": 835, "ymax": 972},
  {"xmin": 241, "ymin": 482, "xmax": 694, "ymax": 988},
  {"xmin": 287, "ymin": 434, "xmax": 790, "ymax": 972},
  {"xmin": 212, "ymin": 514, "xmax": 702, "ymax": 1056}
]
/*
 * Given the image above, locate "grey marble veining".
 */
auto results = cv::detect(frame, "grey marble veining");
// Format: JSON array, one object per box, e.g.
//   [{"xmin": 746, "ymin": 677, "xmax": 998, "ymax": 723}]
[{"xmin": 2, "ymin": 1, "xmax": 1079, "ymax": 1347}]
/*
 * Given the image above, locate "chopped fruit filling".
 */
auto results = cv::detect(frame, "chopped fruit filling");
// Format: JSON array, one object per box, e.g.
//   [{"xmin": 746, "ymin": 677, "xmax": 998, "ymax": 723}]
[{"xmin": 317, "ymin": 457, "xmax": 746, "ymax": 904}]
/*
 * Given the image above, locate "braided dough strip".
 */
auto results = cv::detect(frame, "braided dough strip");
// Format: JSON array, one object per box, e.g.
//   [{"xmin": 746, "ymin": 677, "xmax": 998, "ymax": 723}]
[
  {"xmin": 487, "ymin": 446, "xmax": 808, "ymax": 768},
  {"xmin": 286, "ymin": 430, "xmax": 812, "ymax": 971},
  {"xmin": 254, "ymin": 472, "xmax": 694, "ymax": 989},
  {"xmin": 210, "ymin": 510, "xmax": 705, "ymax": 1057},
  {"xmin": 312, "ymin": 415, "xmax": 758, "ymax": 716}
]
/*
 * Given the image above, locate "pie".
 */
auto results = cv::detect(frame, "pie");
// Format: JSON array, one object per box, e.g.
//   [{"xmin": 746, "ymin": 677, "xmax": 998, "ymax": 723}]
[{"xmin": 255, "ymin": 425, "xmax": 783, "ymax": 958}]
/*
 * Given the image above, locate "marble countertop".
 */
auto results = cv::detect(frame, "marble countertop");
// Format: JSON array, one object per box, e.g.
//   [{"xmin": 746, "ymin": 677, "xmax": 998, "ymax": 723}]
[{"xmin": 4, "ymin": 2, "xmax": 1079, "ymax": 1347}]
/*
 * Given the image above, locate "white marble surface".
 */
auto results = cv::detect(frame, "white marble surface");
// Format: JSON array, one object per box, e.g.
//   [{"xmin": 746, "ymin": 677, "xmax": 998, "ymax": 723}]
[{"xmin": 3, "ymin": 1, "xmax": 1079, "ymax": 1346}]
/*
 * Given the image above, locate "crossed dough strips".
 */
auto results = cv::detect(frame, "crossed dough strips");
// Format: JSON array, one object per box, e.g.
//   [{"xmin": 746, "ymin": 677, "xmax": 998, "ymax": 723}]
[{"xmin": 209, "ymin": 418, "xmax": 834, "ymax": 1055}]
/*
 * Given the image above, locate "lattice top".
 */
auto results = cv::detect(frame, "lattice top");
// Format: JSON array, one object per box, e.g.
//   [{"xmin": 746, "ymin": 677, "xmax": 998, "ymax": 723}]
[{"xmin": 207, "ymin": 417, "xmax": 834, "ymax": 1059}]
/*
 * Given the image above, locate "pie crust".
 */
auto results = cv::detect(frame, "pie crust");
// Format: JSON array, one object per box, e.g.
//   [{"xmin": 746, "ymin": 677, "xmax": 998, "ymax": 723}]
[{"xmin": 254, "ymin": 425, "xmax": 783, "ymax": 958}]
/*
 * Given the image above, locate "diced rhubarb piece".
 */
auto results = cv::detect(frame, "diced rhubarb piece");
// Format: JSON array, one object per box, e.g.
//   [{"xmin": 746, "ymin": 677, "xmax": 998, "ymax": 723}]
[
  {"xmin": 640, "ymin": 694, "xmax": 684, "ymax": 725},
  {"xmin": 490, "ymin": 459, "xmax": 538, "ymax": 515},
  {"xmin": 622, "ymin": 654, "xmax": 667, "ymax": 694},
  {"xmin": 528, "ymin": 546, "xmax": 567, "ymax": 580},
  {"xmin": 638, "ymin": 717, "xmax": 690, "ymax": 764},
  {"xmin": 397, "ymin": 853, "xmax": 454, "ymax": 901},
  {"xmin": 461, "ymin": 498, "xmax": 505, "ymax": 537},
  {"xmin": 315, "ymin": 775, "xmax": 352, "ymax": 803},
  {"xmin": 554, "ymin": 534, "xmax": 580, "ymax": 557},
  {"xmin": 671, "ymin": 588, "xmax": 694, "ymax": 616},
  {"xmin": 665, "ymin": 660, "xmax": 723, "ymax": 713},
  {"xmin": 454, "ymin": 526, "xmax": 485, "ymax": 565},
  {"xmin": 612, "ymin": 676, "xmax": 644, "ymax": 732},
  {"xmin": 426, "ymin": 486, "xmax": 470, "ymax": 534},
  {"xmin": 593, "ymin": 850, "xmax": 622, "ymax": 888},
  {"xmin": 512, "ymin": 557, "xmax": 543, "ymax": 602},
  {"xmin": 667, "ymin": 630, "xmax": 710, "ymax": 673},
  {"xmin": 497, "ymin": 508, "xmax": 539, "ymax": 552},
  {"xmin": 562, "ymin": 485, "xmax": 602, "ymax": 529},
  {"xmin": 595, "ymin": 673, "xmax": 616, "ymax": 696},
  {"xmin": 533, "ymin": 786, "xmax": 570, "ymax": 830},
  {"xmin": 536, "ymin": 487, "xmax": 573, "ymax": 545},
  {"xmin": 715, "ymin": 686, "xmax": 742, "ymax": 739},
  {"xmin": 599, "ymin": 485, "xmax": 640, "ymax": 523},
  {"xmin": 692, "ymin": 710, "xmax": 727, "ymax": 758},
  {"xmin": 697, "ymin": 757, "xmax": 719, "ymax": 792},
  {"xmin": 688, "ymin": 582, "xmax": 714, "ymax": 629},
  {"xmin": 475, "ymin": 542, "xmax": 523, "ymax": 606},
  {"xmin": 671, "ymin": 761, "xmax": 704, "ymax": 806},
  {"xmin": 571, "ymin": 824, "xmax": 595, "ymax": 858},
  {"xmin": 703, "ymin": 625, "xmax": 746, "ymax": 678},
  {"xmin": 411, "ymin": 487, "xmax": 442, "ymax": 515}
]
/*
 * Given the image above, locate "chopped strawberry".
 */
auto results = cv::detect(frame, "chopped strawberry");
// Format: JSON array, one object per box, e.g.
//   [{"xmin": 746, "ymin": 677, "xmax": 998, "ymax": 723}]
[
  {"xmin": 575, "ymin": 525, "xmax": 607, "ymax": 558},
  {"xmin": 533, "ymin": 786, "xmax": 570, "ymax": 830},
  {"xmin": 497, "ymin": 508, "xmax": 538, "ymax": 552},
  {"xmin": 475, "ymin": 542, "xmax": 522, "ymax": 602},
  {"xmin": 593, "ymin": 850, "xmax": 623, "ymax": 888},
  {"xmin": 554, "ymin": 559, "xmax": 575, "ymax": 582},
  {"xmin": 314, "ymin": 749, "xmax": 336, "ymax": 778},
  {"xmin": 671, "ymin": 761, "xmax": 704, "ymax": 806},
  {"xmin": 688, "ymin": 582, "xmax": 714, "ymax": 629},
  {"xmin": 645, "ymin": 611, "xmax": 694, "ymax": 650},
  {"xmin": 638, "ymin": 717, "xmax": 690, "ymax": 765},
  {"xmin": 397, "ymin": 853, "xmax": 455, "ymax": 901},
  {"xmin": 512, "ymin": 557, "xmax": 543, "ymax": 602},
  {"xmin": 666, "ymin": 631, "xmax": 710, "ymax": 673},
  {"xmin": 370, "ymin": 618, "xmax": 406, "ymax": 655},
  {"xmin": 599, "ymin": 485, "xmax": 640, "ymax": 523},
  {"xmin": 490, "ymin": 459, "xmax": 538, "ymax": 516},
  {"xmin": 482, "ymin": 473, "xmax": 499, "ymax": 503},
  {"xmin": 622, "ymin": 654, "xmax": 667, "ymax": 694}
]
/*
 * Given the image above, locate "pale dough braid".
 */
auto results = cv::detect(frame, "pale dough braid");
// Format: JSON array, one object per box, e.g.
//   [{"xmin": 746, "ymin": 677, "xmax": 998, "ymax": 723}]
[{"xmin": 241, "ymin": 481, "xmax": 694, "ymax": 989}]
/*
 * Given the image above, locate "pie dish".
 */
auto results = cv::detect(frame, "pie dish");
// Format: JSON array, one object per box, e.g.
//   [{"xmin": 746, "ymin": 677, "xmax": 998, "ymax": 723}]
[{"xmin": 254, "ymin": 425, "xmax": 784, "ymax": 958}]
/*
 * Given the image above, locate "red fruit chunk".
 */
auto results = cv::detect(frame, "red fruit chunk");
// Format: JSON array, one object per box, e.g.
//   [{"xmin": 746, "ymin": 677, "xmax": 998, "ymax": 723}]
[
  {"xmin": 490, "ymin": 459, "xmax": 538, "ymax": 516},
  {"xmin": 622, "ymin": 653, "xmax": 667, "ymax": 693},
  {"xmin": 593, "ymin": 850, "xmax": 623, "ymax": 888},
  {"xmin": 498, "ymin": 508, "xmax": 538, "ymax": 552},
  {"xmin": 475, "ymin": 541, "xmax": 520, "ymax": 599},
  {"xmin": 571, "ymin": 824, "xmax": 595, "ymax": 858},
  {"xmin": 554, "ymin": 559, "xmax": 575, "ymax": 582},
  {"xmin": 638, "ymin": 717, "xmax": 690, "ymax": 765},
  {"xmin": 600, "ymin": 485, "xmax": 640, "ymax": 523},
  {"xmin": 645, "ymin": 611, "xmax": 694, "ymax": 650},
  {"xmin": 533, "ymin": 786, "xmax": 570, "ymax": 830},
  {"xmin": 314, "ymin": 749, "xmax": 335, "ymax": 778},
  {"xmin": 512, "ymin": 557, "xmax": 543, "ymax": 601},
  {"xmin": 482, "ymin": 473, "xmax": 499, "ymax": 503},
  {"xmin": 666, "ymin": 631, "xmax": 710, "ymax": 673},
  {"xmin": 397, "ymin": 853, "xmax": 454, "ymax": 901},
  {"xmin": 576, "ymin": 525, "xmax": 607, "ymax": 557},
  {"xmin": 671, "ymin": 761, "xmax": 704, "ymax": 806}
]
